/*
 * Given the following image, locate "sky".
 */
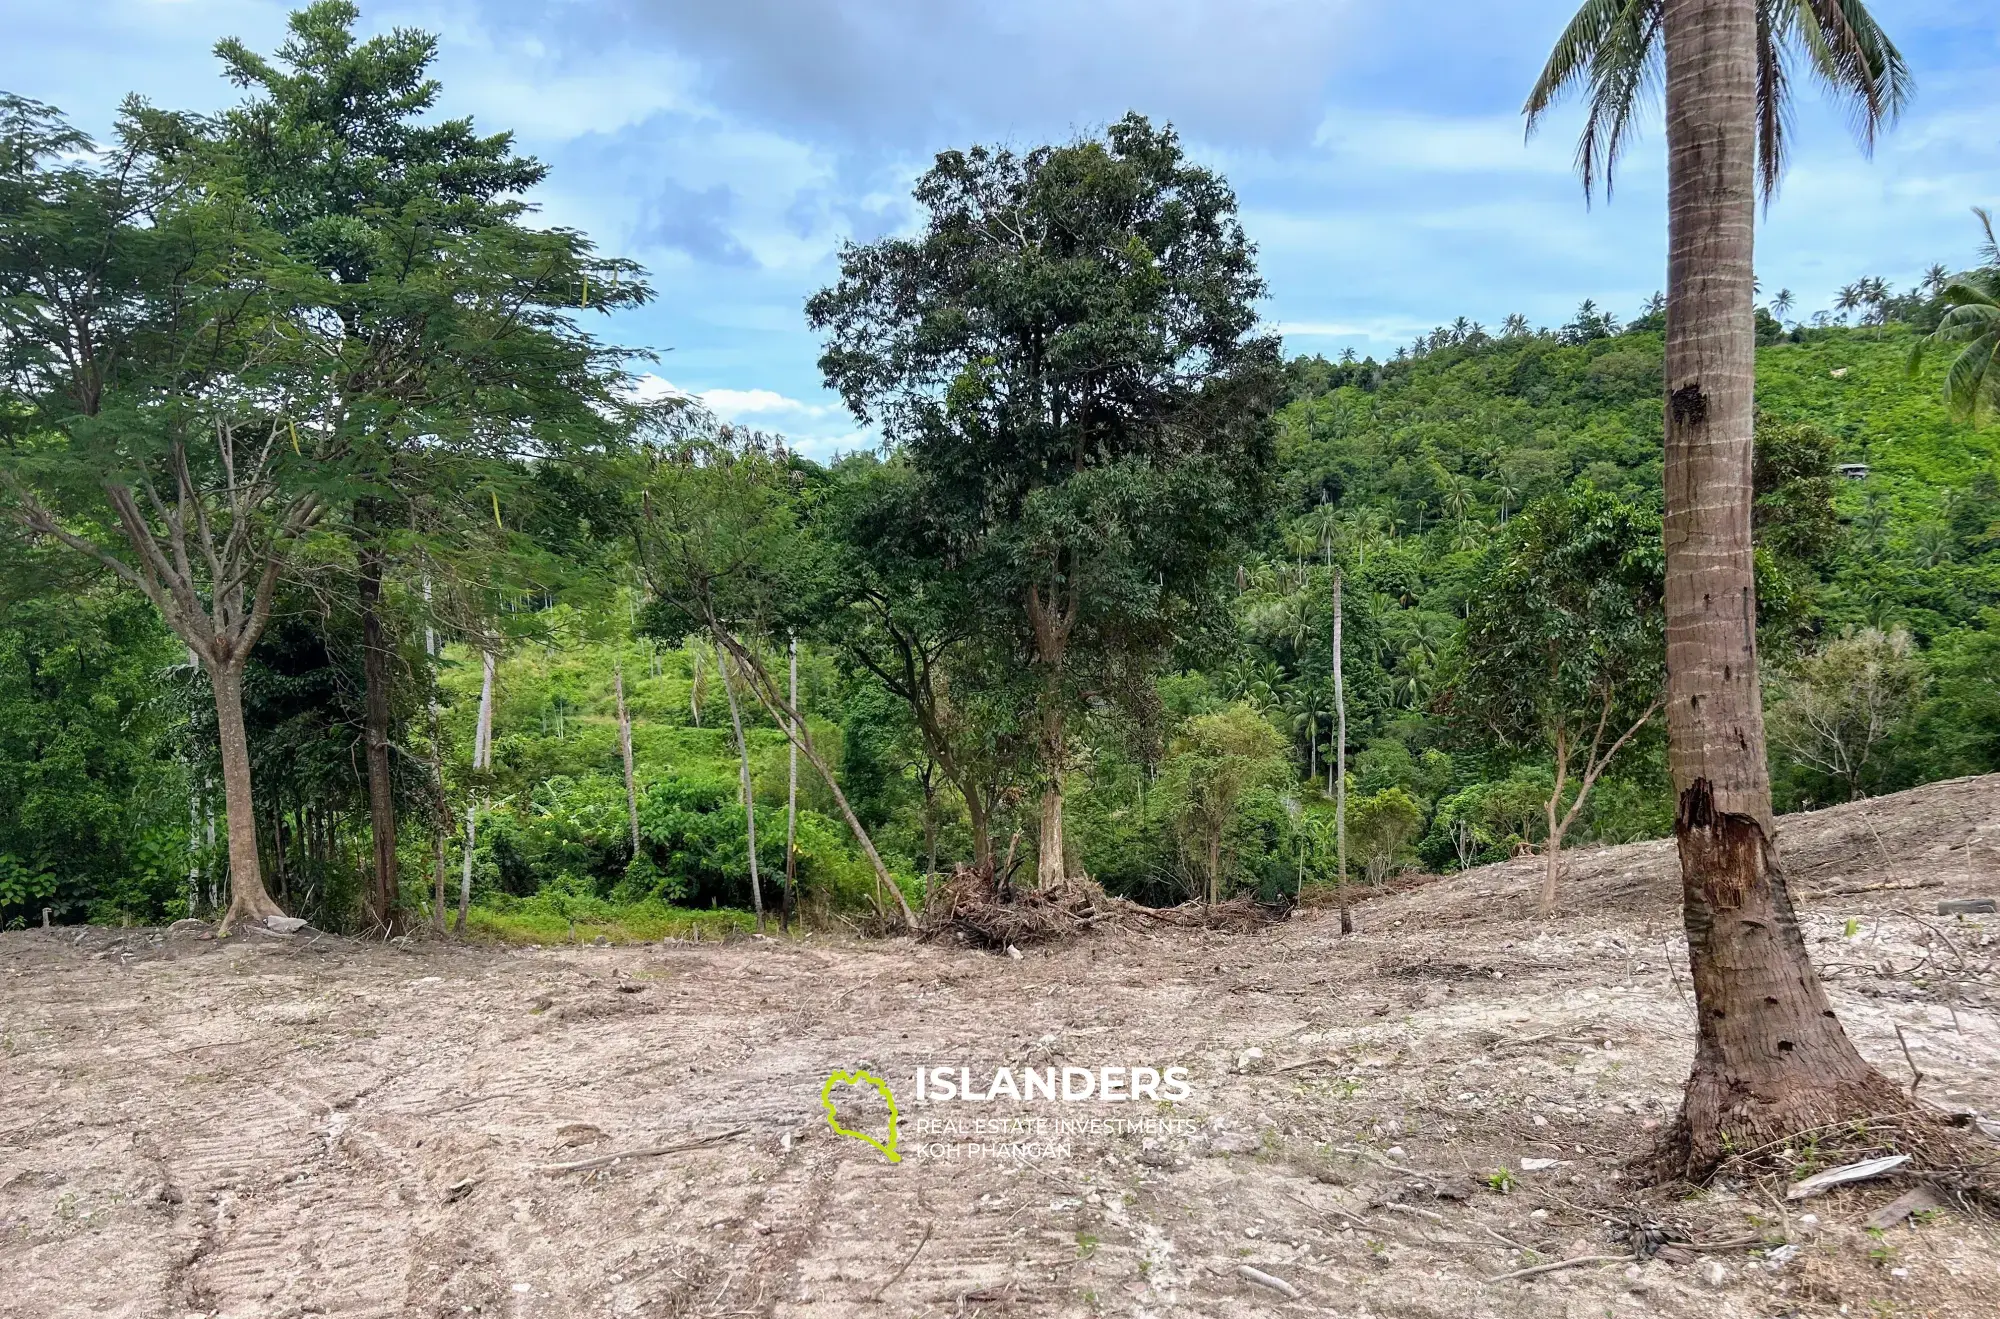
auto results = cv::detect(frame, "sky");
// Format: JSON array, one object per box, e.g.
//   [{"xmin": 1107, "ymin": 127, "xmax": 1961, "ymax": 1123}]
[{"xmin": 4, "ymin": 0, "xmax": 1996, "ymax": 455}]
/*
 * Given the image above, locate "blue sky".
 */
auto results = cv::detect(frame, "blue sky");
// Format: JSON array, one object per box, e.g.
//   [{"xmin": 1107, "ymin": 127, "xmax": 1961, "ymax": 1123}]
[{"xmin": 4, "ymin": 0, "xmax": 1996, "ymax": 454}]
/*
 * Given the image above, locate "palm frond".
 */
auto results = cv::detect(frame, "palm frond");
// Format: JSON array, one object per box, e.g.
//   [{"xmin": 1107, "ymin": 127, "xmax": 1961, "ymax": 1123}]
[
  {"xmin": 1524, "ymin": 0, "xmax": 1647, "ymax": 124},
  {"xmin": 1528, "ymin": 0, "xmax": 1905, "ymax": 203},
  {"xmin": 1525, "ymin": 0, "xmax": 1664, "ymax": 200},
  {"xmin": 1975, "ymin": 206, "xmax": 1999, "ymax": 268},
  {"xmin": 1941, "ymin": 330, "xmax": 2000, "ymax": 424},
  {"xmin": 1525, "ymin": 0, "xmax": 1665, "ymax": 201},
  {"xmin": 1755, "ymin": 3, "xmax": 1795, "ymax": 203},
  {"xmin": 1791, "ymin": 0, "xmax": 1912, "ymax": 150}
]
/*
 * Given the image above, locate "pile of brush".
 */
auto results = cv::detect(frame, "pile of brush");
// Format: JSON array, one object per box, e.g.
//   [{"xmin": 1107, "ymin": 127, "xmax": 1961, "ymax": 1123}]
[
  {"xmin": 921, "ymin": 863, "xmax": 1112, "ymax": 948},
  {"xmin": 920, "ymin": 862, "xmax": 1289, "ymax": 950}
]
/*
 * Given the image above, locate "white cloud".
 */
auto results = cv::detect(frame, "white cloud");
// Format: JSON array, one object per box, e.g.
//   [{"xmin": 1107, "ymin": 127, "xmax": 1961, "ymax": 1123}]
[{"xmin": 629, "ymin": 374, "xmax": 834, "ymax": 422}]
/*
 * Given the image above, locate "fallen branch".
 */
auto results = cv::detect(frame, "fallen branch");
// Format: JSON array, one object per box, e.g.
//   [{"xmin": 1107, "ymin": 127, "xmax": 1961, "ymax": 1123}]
[
  {"xmin": 1275, "ymin": 1055, "xmax": 1342, "ymax": 1074},
  {"xmin": 871, "ymin": 1222, "xmax": 932, "ymax": 1300},
  {"xmin": 1804, "ymin": 880, "xmax": 1943, "ymax": 898},
  {"xmin": 1484, "ymin": 1253, "xmax": 1632, "ymax": 1283},
  {"xmin": 1895, "ymin": 1025, "xmax": 1926, "ymax": 1096},
  {"xmin": 1236, "ymin": 1265, "xmax": 1303, "ymax": 1299},
  {"xmin": 538, "ymin": 1126, "xmax": 748, "ymax": 1174}
]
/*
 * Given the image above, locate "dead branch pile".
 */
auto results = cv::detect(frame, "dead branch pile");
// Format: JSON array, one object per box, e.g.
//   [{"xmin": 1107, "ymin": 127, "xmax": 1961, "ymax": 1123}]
[{"xmin": 921, "ymin": 864, "xmax": 1288, "ymax": 949}]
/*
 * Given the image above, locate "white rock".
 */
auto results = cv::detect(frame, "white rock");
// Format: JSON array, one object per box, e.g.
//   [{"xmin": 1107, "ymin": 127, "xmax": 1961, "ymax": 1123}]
[
  {"xmin": 1699, "ymin": 1259, "xmax": 1727, "ymax": 1289},
  {"xmin": 1521, "ymin": 1157, "xmax": 1559, "ymax": 1171},
  {"xmin": 264, "ymin": 915, "xmax": 307, "ymax": 934}
]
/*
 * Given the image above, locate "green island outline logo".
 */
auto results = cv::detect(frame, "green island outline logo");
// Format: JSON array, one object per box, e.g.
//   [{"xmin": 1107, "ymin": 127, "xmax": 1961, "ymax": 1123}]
[{"xmin": 820, "ymin": 1068, "xmax": 901, "ymax": 1163}]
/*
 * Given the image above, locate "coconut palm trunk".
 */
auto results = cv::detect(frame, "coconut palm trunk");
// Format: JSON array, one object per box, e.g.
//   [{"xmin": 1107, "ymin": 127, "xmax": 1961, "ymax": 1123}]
[{"xmin": 1658, "ymin": 0, "xmax": 1903, "ymax": 1173}]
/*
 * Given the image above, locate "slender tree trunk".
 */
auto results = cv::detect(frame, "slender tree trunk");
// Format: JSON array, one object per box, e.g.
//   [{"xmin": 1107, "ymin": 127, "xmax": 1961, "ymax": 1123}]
[
  {"xmin": 428, "ymin": 701, "xmax": 448, "ymax": 933},
  {"xmin": 358, "ymin": 539, "xmax": 400, "ymax": 931},
  {"xmin": 1541, "ymin": 818, "xmax": 1566, "ymax": 919},
  {"xmin": 1028, "ymin": 581, "xmax": 1073, "ymax": 888},
  {"xmin": 1541, "ymin": 735, "xmax": 1569, "ymax": 918},
  {"xmin": 431, "ymin": 827, "xmax": 447, "ymax": 933},
  {"xmin": 1207, "ymin": 832, "xmax": 1222, "ymax": 906},
  {"xmin": 968, "ymin": 791, "xmax": 994, "ymax": 874},
  {"xmin": 473, "ymin": 650, "xmax": 496, "ymax": 768},
  {"xmin": 1660, "ymin": 0, "xmax": 1901, "ymax": 1176},
  {"xmin": 784, "ymin": 636, "xmax": 799, "ymax": 933},
  {"xmin": 689, "ymin": 643, "xmax": 703, "ymax": 727},
  {"xmin": 1333, "ymin": 569, "xmax": 1351, "ymax": 935},
  {"xmin": 1037, "ymin": 782, "xmax": 1066, "ymax": 888},
  {"xmin": 457, "ymin": 803, "xmax": 475, "ymax": 934},
  {"xmin": 615, "ymin": 663, "xmax": 641, "ymax": 855},
  {"xmin": 710, "ymin": 627, "xmax": 916, "ymax": 929},
  {"xmin": 458, "ymin": 649, "xmax": 496, "ymax": 935},
  {"xmin": 720, "ymin": 651, "xmax": 765, "ymax": 931},
  {"xmin": 208, "ymin": 659, "xmax": 284, "ymax": 933}
]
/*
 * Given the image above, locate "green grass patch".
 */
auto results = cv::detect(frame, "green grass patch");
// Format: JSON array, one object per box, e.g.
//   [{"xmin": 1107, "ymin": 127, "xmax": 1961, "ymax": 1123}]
[{"xmin": 463, "ymin": 899, "xmax": 761, "ymax": 945}]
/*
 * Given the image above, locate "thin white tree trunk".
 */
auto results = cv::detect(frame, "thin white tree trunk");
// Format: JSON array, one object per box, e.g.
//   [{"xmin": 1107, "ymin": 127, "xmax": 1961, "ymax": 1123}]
[
  {"xmin": 458, "ymin": 648, "xmax": 497, "ymax": 934},
  {"xmin": 1333, "ymin": 569, "xmax": 1351, "ymax": 935},
  {"xmin": 710, "ymin": 627, "xmax": 916, "ymax": 929},
  {"xmin": 616, "ymin": 662, "xmax": 640, "ymax": 854},
  {"xmin": 784, "ymin": 636, "xmax": 799, "ymax": 932},
  {"xmin": 473, "ymin": 651, "xmax": 496, "ymax": 770},
  {"xmin": 457, "ymin": 804, "xmax": 475, "ymax": 933},
  {"xmin": 721, "ymin": 650, "xmax": 765, "ymax": 930}
]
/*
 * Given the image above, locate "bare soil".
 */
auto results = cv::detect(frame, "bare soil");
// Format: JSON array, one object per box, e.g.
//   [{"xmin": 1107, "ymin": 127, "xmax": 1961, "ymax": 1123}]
[{"xmin": 4, "ymin": 776, "xmax": 1999, "ymax": 1319}]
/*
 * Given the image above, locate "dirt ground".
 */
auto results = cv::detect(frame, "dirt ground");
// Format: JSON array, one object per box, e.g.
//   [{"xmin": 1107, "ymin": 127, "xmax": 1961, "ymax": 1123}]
[{"xmin": 4, "ymin": 777, "xmax": 1999, "ymax": 1319}]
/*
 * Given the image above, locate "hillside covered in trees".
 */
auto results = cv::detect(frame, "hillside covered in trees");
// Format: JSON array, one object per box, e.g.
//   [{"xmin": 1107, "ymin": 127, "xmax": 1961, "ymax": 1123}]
[
  {"xmin": 2, "ymin": 2, "xmax": 1996, "ymax": 943},
  {"xmin": 5, "ymin": 302, "xmax": 1993, "ymax": 933}
]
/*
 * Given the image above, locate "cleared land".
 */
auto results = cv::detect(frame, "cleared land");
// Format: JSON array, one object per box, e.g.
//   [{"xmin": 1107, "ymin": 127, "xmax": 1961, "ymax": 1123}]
[{"xmin": 3, "ymin": 777, "xmax": 1998, "ymax": 1318}]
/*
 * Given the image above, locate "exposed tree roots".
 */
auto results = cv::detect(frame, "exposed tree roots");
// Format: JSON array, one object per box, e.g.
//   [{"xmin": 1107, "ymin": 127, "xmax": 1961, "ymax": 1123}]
[{"xmin": 1650, "ymin": 1095, "xmax": 2000, "ymax": 1211}]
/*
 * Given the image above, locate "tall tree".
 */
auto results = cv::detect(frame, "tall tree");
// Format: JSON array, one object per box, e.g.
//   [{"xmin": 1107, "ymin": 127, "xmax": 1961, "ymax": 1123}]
[
  {"xmin": 205, "ymin": 1, "xmax": 647, "ymax": 929},
  {"xmin": 0, "ymin": 94, "xmax": 336, "ymax": 933},
  {"xmin": 809, "ymin": 114, "xmax": 1279, "ymax": 886},
  {"xmin": 800, "ymin": 454, "xmax": 1018, "ymax": 874},
  {"xmin": 1527, "ymin": 0, "xmax": 1913, "ymax": 1173}
]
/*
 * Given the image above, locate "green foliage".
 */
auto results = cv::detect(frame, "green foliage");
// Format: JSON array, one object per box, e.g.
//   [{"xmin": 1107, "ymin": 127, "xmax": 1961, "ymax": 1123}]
[
  {"xmin": 0, "ymin": 593, "xmax": 188, "ymax": 926},
  {"xmin": 808, "ymin": 114, "xmax": 1281, "ymax": 851},
  {"xmin": 1768, "ymin": 627, "xmax": 1928, "ymax": 805},
  {"xmin": 1348, "ymin": 788, "xmax": 1424, "ymax": 885},
  {"xmin": 1909, "ymin": 210, "xmax": 2000, "ymax": 424},
  {"xmin": 1157, "ymin": 703, "xmax": 1292, "ymax": 901},
  {"xmin": 1443, "ymin": 482, "xmax": 1662, "ymax": 798}
]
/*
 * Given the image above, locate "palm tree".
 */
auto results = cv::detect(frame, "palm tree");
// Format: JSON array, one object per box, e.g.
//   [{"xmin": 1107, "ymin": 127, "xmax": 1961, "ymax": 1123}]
[
  {"xmin": 1526, "ymin": 0, "xmax": 1911, "ymax": 1178},
  {"xmin": 1910, "ymin": 208, "xmax": 2000, "ymax": 423},
  {"xmin": 1834, "ymin": 282, "xmax": 1864, "ymax": 322},
  {"xmin": 1770, "ymin": 288, "xmax": 1794, "ymax": 321}
]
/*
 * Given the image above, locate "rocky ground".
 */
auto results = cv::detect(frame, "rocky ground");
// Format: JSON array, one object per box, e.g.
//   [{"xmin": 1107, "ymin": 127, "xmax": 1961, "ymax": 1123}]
[{"xmin": 3, "ymin": 776, "xmax": 1998, "ymax": 1318}]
